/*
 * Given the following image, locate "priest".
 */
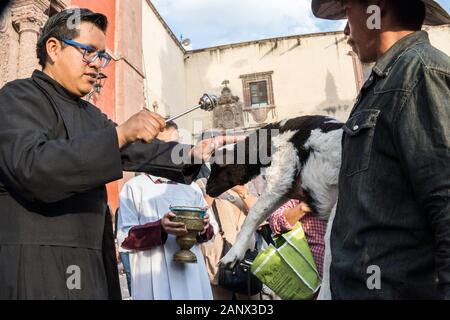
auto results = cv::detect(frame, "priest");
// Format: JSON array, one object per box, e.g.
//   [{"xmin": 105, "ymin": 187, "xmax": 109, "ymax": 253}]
[{"xmin": 0, "ymin": 8, "xmax": 230, "ymax": 300}]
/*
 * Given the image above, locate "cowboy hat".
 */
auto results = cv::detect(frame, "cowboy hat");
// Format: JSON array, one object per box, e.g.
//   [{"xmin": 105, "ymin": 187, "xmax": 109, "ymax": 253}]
[{"xmin": 311, "ymin": 0, "xmax": 450, "ymax": 26}]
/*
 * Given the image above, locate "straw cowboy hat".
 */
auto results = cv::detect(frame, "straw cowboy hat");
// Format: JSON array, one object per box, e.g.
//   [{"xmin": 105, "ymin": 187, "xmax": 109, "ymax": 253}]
[{"xmin": 311, "ymin": 0, "xmax": 450, "ymax": 26}]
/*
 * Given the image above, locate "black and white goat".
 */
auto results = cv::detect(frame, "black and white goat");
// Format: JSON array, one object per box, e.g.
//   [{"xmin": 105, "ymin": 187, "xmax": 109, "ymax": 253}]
[{"xmin": 206, "ymin": 115, "xmax": 343, "ymax": 270}]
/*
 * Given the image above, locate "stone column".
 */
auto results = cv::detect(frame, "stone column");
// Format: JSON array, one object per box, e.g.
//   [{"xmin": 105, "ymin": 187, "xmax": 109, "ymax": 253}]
[{"xmin": 11, "ymin": 0, "xmax": 50, "ymax": 79}]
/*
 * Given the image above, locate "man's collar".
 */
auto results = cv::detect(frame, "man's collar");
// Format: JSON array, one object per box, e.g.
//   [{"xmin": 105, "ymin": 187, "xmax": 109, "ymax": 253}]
[
  {"xmin": 147, "ymin": 175, "xmax": 177, "ymax": 185},
  {"xmin": 373, "ymin": 31, "xmax": 430, "ymax": 77},
  {"xmin": 32, "ymin": 70, "xmax": 81, "ymax": 102}
]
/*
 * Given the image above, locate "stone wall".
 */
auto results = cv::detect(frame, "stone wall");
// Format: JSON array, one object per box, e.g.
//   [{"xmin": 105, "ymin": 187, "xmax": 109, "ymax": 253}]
[
  {"xmin": 142, "ymin": 0, "xmax": 187, "ymax": 122},
  {"xmin": 0, "ymin": 0, "xmax": 68, "ymax": 88},
  {"xmin": 183, "ymin": 32, "xmax": 360, "ymax": 137}
]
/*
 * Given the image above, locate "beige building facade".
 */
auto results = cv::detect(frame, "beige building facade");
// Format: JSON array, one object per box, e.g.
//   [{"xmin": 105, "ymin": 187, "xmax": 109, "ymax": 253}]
[
  {"xmin": 184, "ymin": 32, "xmax": 359, "ymax": 133},
  {"xmin": 3, "ymin": 0, "xmax": 450, "ymax": 140},
  {"xmin": 0, "ymin": 0, "xmax": 147, "ymax": 211},
  {"xmin": 141, "ymin": 2, "xmax": 450, "ymax": 141}
]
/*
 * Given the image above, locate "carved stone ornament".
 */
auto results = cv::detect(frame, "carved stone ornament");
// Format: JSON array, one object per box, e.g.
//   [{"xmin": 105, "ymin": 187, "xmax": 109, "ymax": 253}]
[
  {"xmin": 11, "ymin": 0, "xmax": 50, "ymax": 34},
  {"xmin": 213, "ymin": 86, "xmax": 245, "ymax": 130}
]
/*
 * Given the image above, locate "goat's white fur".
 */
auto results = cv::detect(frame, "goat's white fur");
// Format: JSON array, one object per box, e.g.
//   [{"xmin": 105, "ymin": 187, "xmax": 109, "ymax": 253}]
[
  {"xmin": 301, "ymin": 128, "xmax": 342, "ymax": 219},
  {"xmin": 220, "ymin": 127, "xmax": 343, "ymax": 280},
  {"xmin": 221, "ymin": 131, "xmax": 299, "ymax": 267}
]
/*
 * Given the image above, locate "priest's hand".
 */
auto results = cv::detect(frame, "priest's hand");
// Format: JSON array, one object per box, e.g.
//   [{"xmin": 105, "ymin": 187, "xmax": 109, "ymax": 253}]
[
  {"xmin": 116, "ymin": 109, "xmax": 166, "ymax": 149},
  {"xmin": 189, "ymin": 135, "xmax": 246, "ymax": 162},
  {"xmin": 199, "ymin": 214, "xmax": 210, "ymax": 236},
  {"xmin": 161, "ymin": 212, "xmax": 188, "ymax": 236}
]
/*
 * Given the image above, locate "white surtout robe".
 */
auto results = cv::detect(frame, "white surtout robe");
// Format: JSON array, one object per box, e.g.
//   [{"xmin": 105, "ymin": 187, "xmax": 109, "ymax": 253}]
[{"xmin": 118, "ymin": 175, "xmax": 217, "ymax": 300}]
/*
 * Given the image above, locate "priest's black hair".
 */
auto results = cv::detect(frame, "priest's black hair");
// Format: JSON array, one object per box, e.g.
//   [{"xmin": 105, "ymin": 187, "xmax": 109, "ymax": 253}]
[
  {"xmin": 388, "ymin": 0, "xmax": 426, "ymax": 31},
  {"xmin": 36, "ymin": 8, "xmax": 108, "ymax": 68}
]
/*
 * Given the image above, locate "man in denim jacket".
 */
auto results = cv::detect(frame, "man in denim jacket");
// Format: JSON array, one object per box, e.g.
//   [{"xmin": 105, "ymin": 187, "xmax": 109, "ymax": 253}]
[{"xmin": 312, "ymin": 0, "xmax": 450, "ymax": 299}]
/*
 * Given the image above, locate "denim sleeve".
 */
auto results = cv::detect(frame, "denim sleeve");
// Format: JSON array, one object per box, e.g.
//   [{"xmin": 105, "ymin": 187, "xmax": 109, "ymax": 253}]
[{"xmin": 394, "ymin": 69, "xmax": 450, "ymax": 299}]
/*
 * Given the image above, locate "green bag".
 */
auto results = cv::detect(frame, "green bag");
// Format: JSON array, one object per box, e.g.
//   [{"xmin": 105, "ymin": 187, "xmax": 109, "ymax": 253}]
[{"xmin": 250, "ymin": 222, "xmax": 321, "ymax": 300}]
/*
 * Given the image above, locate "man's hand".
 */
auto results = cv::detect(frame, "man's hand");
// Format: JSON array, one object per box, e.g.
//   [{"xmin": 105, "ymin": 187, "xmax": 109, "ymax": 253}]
[
  {"xmin": 161, "ymin": 212, "xmax": 188, "ymax": 236},
  {"xmin": 189, "ymin": 135, "xmax": 246, "ymax": 162},
  {"xmin": 116, "ymin": 109, "xmax": 166, "ymax": 149},
  {"xmin": 283, "ymin": 201, "xmax": 312, "ymax": 227},
  {"xmin": 199, "ymin": 213, "xmax": 211, "ymax": 236},
  {"xmin": 296, "ymin": 201, "xmax": 312, "ymax": 214}
]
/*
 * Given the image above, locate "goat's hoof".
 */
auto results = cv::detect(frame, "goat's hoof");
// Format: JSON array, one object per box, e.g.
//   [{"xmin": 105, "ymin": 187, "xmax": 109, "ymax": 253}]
[{"xmin": 220, "ymin": 247, "xmax": 246, "ymax": 269}]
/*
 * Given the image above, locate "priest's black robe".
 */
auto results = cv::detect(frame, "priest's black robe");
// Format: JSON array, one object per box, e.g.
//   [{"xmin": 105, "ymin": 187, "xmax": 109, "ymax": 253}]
[{"xmin": 0, "ymin": 70, "xmax": 201, "ymax": 300}]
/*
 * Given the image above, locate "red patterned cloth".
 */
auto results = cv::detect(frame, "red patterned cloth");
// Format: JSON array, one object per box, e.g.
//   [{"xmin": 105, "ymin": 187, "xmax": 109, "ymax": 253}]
[{"xmin": 268, "ymin": 199, "xmax": 327, "ymax": 277}]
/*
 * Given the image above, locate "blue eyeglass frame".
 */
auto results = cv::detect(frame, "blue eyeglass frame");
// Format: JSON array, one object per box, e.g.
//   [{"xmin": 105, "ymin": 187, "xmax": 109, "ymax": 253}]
[{"xmin": 61, "ymin": 38, "xmax": 112, "ymax": 68}]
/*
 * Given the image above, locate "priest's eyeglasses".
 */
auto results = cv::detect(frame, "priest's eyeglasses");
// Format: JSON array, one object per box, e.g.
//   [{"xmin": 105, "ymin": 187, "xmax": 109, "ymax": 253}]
[{"xmin": 62, "ymin": 39, "xmax": 112, "ymax": 68}]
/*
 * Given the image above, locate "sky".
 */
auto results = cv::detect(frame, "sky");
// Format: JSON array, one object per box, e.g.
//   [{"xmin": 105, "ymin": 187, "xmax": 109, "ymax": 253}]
[{"xmin": 152, "ymin": 0, "xmax": 450, "ymax": 50}]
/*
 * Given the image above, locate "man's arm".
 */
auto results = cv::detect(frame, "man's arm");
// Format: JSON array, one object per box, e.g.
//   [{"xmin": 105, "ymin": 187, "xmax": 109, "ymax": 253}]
[
  {"xmin": 0, "ymin": 79, "xmax": 237, "ymax": 204},
  {"xmin": 0, "ymin": 82, "xmax": 124, "ymax": 203},
  {"xmin": 0, "ymin": 81, "xmax": 197, "ymax": 204},
  {"xmin": 120, "ymin": 140, "xmax": 201, "ymax": 185},
  {"xmin": 394, "ymin": 69, "xmax": 450, "ymax": 299},
  {"xmin": 93, "ymin": 106, "xmax": 202, "ymax": 185},
  {"xmin": 116, "ymin": 120, "xmax": 242, "ymax": 185}
]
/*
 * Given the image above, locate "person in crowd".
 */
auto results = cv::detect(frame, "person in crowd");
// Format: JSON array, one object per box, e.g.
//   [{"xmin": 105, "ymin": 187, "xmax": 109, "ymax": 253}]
[
  {"xmin": 312, "ymin": 0, "xmax": 450, "ymax": 299},
  {"xmin": 268, "ymin": 199, "xmax": 327, "ymax": 278},
  {"xmin": 0, "ymin": 8, "xmax": 234, "ymax": 300},
  {"xmin": 117, "ymin": 122, "xmax": 218, "ymax": 300}
]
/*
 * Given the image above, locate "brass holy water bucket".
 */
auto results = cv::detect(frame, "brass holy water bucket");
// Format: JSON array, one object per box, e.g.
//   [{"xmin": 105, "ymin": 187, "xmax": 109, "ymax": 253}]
[{"xmin": 169, "ymin": 206, "xmax": 208, "ymax": 263}]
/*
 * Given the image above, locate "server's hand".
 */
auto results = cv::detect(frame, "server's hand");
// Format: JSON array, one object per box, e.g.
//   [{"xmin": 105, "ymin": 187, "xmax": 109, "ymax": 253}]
[
  {"xmin": 116, "ymin": 109, "xmax": 166, "ymax": 148},
  {"xmin": 198, "ymin": 214, "xmax": 211, "ymax": 236},
  {"xmin": 161, "ymin": 212, "xmax": 188, "ymax": 236}
]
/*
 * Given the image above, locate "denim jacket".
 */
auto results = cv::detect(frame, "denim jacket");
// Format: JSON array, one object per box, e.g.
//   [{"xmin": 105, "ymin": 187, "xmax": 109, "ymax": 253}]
[{"xmin": 330, "ymin": 31, "xmax": 450, "ymax": 299}]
